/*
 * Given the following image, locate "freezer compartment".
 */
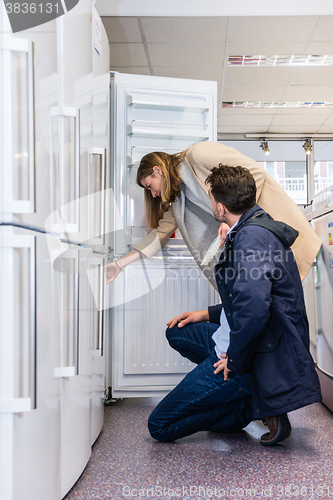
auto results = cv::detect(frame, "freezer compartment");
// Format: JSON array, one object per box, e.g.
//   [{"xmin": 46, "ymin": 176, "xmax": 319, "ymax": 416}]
[
  {"xmin": 0, "ymin": 27, "xmax": 59, "ymax": 229},
  {"xmin": 110, "ymin": 257, "xmax": 219, "ymax": 397},
  {"xmin": 49, "ymin": 240, "xmax": 93, "ymax": 498},
  {"xmin": 0, "ymin": 225, "xmax": 61, "ymax": 500}
]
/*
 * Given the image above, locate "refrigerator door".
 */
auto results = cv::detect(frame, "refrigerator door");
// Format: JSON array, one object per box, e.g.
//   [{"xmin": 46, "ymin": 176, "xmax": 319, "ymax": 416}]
[
  {"xmin": 313, "ymin": 211, "xmax": 333, "ymax": 378},
  {"xmin": 0, "ymin": 226, "xmax": 61, "ymax": 500},
  {"xmin": 50, "ymin": 241, "xmax": 92, "ymax": 498},
  {"xmin": 85, "ymin": 253, "xmax": 106, "ymax": 444},
  {"xmin": 46, "ymin": 0, "xmax": 93, "ymax": 244},
  {"xmin": 109, "ymin": 72, "xmax": 218, "ymax": 396},
  {"xmin": 86, "ymin": 23, "xmax": 110, "ymax": 444},
  {"xmin": 1, "ymin": 24, "xmax": 58, "ymax": 228}
]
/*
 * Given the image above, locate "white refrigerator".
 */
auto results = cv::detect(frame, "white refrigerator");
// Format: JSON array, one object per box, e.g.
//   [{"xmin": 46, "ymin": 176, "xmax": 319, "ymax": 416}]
[
  {"xmin": 107, "ymin": 72, "xmax": 220, "ymax": 397},
  {"xmin": 0, "ymin": 1, "xmax": 110, "ymax": 498},
  {"xmin": 303, "ymin": 186, "xmax": 333, "ymax": 412}
]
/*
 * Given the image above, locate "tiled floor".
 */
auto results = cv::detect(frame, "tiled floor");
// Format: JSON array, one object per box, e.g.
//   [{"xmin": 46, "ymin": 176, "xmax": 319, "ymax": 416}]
[{"xmin": 65, "ymin": 399, "xmax": 333, "ymax": 500}]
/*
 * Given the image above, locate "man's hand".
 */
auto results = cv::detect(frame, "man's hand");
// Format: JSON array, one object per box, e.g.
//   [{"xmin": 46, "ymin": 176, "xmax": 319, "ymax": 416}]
[
  {"xmin": 167, "ymin": 310, "xmax": 209, "ymax": 329},
  {"xmin": 213, "ymin": 353, "xmax": 231, "ymax": 381},
  {"xmin": 218, "ymin": 223, "xmax": 231, "ymax": 246}
]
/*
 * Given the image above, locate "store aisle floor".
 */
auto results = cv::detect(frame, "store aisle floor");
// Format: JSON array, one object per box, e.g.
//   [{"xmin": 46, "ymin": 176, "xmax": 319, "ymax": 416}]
[{"xmin": 65, "ymin": 399, "xmax": 333, "ymax": 500}]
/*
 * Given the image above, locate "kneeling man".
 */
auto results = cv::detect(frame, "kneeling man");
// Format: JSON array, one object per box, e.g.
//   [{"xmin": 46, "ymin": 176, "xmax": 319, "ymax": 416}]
[{"xmin": 148, "ymin": 164, "xmax": 321, "ymax": 445}]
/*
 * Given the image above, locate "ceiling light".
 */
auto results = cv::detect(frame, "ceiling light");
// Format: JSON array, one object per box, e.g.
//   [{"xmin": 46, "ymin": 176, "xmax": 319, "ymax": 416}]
[
  {"xmin": 222, "ymin": 101, "xmax": 333, "ymax": 108},
  {"xmin": 303, "ymin": 138, "xmax": 312, "ymax": 155},
  {"xmin": 227, "ymin": 55, "xmax": 333, "ymax": 67},
  {"xmin": 260, "ymin": 138, "xmax": 270, "ymax": 155}
]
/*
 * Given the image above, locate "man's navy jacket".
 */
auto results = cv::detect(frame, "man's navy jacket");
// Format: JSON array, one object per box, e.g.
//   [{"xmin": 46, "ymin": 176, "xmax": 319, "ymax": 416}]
[{"xmin": 208, "ymin": 205, "xmax": 321, "ymax": 419}]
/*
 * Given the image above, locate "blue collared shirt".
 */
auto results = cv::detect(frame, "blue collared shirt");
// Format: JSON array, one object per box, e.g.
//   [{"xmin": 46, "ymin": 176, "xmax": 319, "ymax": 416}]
[{"xmin": 212, "ymin": 219, "xmax": 240, "ymax": 358}]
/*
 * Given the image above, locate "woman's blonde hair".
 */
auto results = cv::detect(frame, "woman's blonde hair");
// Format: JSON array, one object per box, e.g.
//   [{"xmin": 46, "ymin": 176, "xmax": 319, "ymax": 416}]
[{"xmin": 136, "ymin": 150, "xmax": 187, "ymax": 228}]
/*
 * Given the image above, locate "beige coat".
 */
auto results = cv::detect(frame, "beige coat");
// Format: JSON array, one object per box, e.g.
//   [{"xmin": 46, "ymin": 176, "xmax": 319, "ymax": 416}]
[{"xmin": 134, "ymin": 141, "xmax": 321, "ymax": 281}]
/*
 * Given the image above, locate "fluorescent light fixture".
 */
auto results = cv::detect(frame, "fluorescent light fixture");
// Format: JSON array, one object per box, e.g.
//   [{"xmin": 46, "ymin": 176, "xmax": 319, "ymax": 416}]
[
  {"xmin": 260, "ymin": 138, "xmax": 270, "ymax": 155},
  {"xmin": 228, "ymin": 55, "xmax": 333, "ymax": 67},
  {"xmin": 222, "ymin": 102, "xmax": 333, "ymax": 108}
]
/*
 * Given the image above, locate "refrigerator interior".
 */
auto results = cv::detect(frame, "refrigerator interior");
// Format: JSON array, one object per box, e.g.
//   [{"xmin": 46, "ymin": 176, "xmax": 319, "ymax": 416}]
[{"xmin": 108, "ymin": 72, "xmax": 220, "ymax": 397}]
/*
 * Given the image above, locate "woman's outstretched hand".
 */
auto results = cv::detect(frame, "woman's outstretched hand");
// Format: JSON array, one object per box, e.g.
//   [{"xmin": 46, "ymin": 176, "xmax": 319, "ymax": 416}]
[
  {"xmin": 218, "ymin": 223, "xmax": 230, "ymax": 246},
  {"xmin": 105, "ymin": 261, "xmax": 121, "ymax": 284}
]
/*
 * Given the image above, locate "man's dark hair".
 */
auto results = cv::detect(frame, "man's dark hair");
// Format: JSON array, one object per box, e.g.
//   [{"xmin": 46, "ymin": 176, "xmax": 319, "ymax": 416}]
[{"xmin": 205, "ymin": 164, "xmax": 257, "ymax": 215}]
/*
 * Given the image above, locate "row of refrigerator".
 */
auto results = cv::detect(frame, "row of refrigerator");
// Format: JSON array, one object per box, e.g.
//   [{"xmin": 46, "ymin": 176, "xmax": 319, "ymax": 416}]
[
  {"xmin": 7, "ymin": 2, "xmax": 333, "ymax": 498},
  {"xmin": 0, "ymin": 1, "xmax": 111, "ymax": 498},
  {"xmin": 0, "ymin": 1, "xmax": 222, "ymax": 497},
  {"xmin": 303, "ymin": 187, "xmax": 333, "ymax": 413}
]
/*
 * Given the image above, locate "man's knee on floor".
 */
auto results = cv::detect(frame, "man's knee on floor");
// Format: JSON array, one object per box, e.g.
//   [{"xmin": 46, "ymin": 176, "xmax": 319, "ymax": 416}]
[{"xmin": 147, "ymin": 414, "xmax": 173, "ymax": 443}]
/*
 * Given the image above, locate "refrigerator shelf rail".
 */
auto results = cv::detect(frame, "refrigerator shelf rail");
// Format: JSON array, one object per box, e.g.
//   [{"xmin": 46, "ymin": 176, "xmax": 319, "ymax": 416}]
[{"xmin": 126, "ymin": 93, "xmax": 209, "ymax": 112}]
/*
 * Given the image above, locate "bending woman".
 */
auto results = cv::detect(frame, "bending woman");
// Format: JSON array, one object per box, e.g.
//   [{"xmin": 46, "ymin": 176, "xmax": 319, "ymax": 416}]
[{"xmin": 106, "ymin": 141, "xmax": 321, "ymax": 287}]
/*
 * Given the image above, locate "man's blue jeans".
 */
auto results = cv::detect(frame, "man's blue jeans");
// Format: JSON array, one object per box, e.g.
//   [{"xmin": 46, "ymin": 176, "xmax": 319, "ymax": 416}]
[{"xmin": 148, "ymin": 322, "xmax": 254, "ymax": 442}]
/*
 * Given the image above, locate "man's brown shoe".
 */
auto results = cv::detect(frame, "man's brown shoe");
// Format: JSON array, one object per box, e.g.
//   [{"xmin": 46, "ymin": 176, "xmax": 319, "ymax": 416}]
[{"xmin": 260, "ymin": 414, "xmax": 291, "ymax": 446}]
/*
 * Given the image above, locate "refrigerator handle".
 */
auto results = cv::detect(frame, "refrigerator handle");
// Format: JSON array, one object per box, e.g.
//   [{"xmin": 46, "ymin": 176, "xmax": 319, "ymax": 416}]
[
  {"xmin": 54, "ymin": 249, "xmax": 80, "ymax": 377},
  {"xmin": 0, "ymin": 235, "xmax": 36, "ymax": 413},
  {"xmin": 2, "ymin": 38, "xmax": 35, "ymax": 214},
  {"xmin": 49, "ymin": 107, "xmax": 80, "ymax": 235},
  {"xmin": 87, "ymin": 147, "xmax": 106, "ymax": 244},
  {"xmin": 89, "ymin": 259, "xmax": 104, "ymax": 357},
  {"xmin": 99, "ymin": 264, "xmax": 104, "ymax": 356},
  {"xmin": 74, "ymin": 271, "xmax": 80, "ymax": 374}
]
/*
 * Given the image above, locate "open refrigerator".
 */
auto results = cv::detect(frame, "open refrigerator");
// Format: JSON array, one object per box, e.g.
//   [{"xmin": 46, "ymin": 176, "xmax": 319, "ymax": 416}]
[{"xmin": 107, "ymin": 72, "xmax": 220, "ymax": 397}]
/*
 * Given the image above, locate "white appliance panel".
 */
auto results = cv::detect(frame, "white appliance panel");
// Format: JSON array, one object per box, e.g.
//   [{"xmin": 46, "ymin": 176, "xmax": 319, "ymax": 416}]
[
  {"xmin": 89, "ymin": 28, "xmax": 110, "ymax": 443},
  {"xmin": 123, "ymin": 261, "xmax": 218, "ymax": 375},
  {"xmin": 111, "ymin": 259, "xmax": 220, "ymax": 396},
  {"xmin": 0, "ymin": 226, "xmax": 61, "ymax": 500},
  {"xmin": 1, "ymin": 26, "xmax": 58, "ymax": 229},
  {"xmin": 51, "ymin": 242, "xmax": 92, "ymax": 498}
]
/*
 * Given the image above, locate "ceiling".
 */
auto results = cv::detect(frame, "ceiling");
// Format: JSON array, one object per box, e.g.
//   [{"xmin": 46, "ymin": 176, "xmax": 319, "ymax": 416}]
[{"xmin": 99, "ymin": 14, "xmax": 333, "ymax": 138}]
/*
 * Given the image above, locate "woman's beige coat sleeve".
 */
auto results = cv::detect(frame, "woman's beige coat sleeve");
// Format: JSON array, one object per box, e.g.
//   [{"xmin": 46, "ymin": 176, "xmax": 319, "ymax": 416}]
[
  {"xmin": 132, "ymin": 204, "xmax": 178, "ymax": 259},
  {"xmin": 185, "ymin": 141, "xmax": 265, "ymax": 201}
]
